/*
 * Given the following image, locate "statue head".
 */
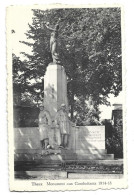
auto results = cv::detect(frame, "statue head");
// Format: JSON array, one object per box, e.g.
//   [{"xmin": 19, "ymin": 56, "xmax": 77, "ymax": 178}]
[
  {"xmin": 61, "ymin": 103, "xmax": 66, "ymax": 111},
  {"xmin": 39, "ymin": 104, "xmax": 44, "ymax": 111}
]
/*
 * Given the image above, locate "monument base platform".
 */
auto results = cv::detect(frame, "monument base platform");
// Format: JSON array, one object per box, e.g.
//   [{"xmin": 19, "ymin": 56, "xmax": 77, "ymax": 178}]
[
  {"xmin": 14, "ymin": 158, "xmax": 123, "ymax": 179},
  {"xmin": 14, "ymin": 148, "xmax": 123, "ymax": 176},
  {"xmin": 15, "ymin": 148, "xmax": 114, "ymax": 162}
]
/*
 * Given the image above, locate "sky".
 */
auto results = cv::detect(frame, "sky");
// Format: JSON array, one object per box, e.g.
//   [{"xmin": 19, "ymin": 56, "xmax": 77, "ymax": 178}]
[
  {"xmin": 9, "ymin": 6, "xmax": 123, "ymax": 120},
  {"xmin": 10, "ymin": 7, "xmax": 33, "ymax": 59},
  {"xmin": 99, "ymin": 91, "xmax": 123, "ymax": 119}
]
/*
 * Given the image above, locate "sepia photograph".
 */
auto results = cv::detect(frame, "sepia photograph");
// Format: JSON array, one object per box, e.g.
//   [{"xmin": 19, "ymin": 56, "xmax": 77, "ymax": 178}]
[{"xmin": 7, "ymin": 4, "xmax": 127, "ymax": 191}]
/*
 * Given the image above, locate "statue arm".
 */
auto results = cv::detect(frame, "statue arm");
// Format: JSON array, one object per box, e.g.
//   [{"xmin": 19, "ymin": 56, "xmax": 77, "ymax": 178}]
[
  {"xmin": 45, "ymin": 24, "xmax": 55, "ymax": 31},
  {"xmin": 38, "ymin": 113, "xmax": 43, "ymax": 125},
  {"xmin": 45, "ymin": 112, "xmax": 52, "ymax": 125},
  {"xmin": 55, "ymin": 113, "xmax": 60, "ymax": 125}
]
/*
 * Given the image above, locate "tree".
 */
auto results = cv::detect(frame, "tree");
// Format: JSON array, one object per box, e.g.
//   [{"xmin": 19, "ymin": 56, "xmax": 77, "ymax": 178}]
[
  {"xmin": 104, "ymin": 118, "xmax": 123, "ymax": 159},
  {"xmin": 13, "ymin": 54, "xmax": 43, "ymax": 106},
  {"xmin": 15, "ymin": 8, "xmax": 122, "ymax": 122}
]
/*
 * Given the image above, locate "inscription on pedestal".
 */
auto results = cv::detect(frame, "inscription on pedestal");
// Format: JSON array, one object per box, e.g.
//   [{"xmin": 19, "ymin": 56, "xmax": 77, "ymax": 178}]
[{"xmin": 76, "ymin": 126, "xmax": 105, "ymax": 150}]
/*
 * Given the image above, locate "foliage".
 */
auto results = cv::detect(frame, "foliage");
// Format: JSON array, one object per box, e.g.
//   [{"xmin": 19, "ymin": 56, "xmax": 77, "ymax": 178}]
[
  {"xmin": 13, "ymin": 8, "xmax": 122, "ymax": 121},
  {"xmin": 14, "ymin": 106, "xmax": 39, "ymax": 127},
  {"xmin": 13, "ymin": 54, "xmax": 43, "ymax": 106},
  {"xmin": 74, "ymin": 96, "xmax": 101, "ymax": 125},
  {"xmin": 104, "ymin": 119, "xmax": 123, "ymax": 159}
]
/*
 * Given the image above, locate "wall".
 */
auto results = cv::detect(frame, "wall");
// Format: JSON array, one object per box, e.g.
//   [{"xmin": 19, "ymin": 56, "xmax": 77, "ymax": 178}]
[{"xmin": 14, "ymin": 126, "xmax": 105, "ymax": 151}]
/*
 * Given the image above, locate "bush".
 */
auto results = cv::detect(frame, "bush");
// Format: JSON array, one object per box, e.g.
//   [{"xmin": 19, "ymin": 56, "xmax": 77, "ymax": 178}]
[{"xmin": 105, "ymin": 119, "xmax": 123, "ymax": 159}]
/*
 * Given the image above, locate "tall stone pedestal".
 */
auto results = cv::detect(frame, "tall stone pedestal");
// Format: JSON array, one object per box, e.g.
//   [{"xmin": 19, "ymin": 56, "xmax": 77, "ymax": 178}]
[{"xmin": 44, "ymin": 64, "xmax": 68, "ymax": 120}]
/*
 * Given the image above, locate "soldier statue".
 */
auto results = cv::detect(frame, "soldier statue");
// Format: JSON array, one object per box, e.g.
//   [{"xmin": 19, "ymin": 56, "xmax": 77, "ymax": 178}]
[
  {"xmin": 38, "ymin": 104, "xmax": 52, "ymax": 149},
  {"xmin": 55, "ymin": 104, "xmax": 70, "ymax": 149}
]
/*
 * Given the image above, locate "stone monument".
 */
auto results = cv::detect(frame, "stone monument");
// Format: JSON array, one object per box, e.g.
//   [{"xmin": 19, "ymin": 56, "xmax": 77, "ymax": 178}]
[
  {"xmin": 41, "ymin": 21, "xmax": 114, "ymax": 160},
  {"xmin": 14, "ymin": 21, "xmax": 114, "ymax": 169},
  {"xmin": 43, "ymin": 21, "xmax": 71, "ymax": 150}
]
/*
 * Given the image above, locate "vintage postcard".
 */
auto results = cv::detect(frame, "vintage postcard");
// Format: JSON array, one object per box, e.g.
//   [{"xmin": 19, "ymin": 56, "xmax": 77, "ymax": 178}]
[{"xmin": 7, "ymin": 4, "xmax": 127, "ymax": 191}]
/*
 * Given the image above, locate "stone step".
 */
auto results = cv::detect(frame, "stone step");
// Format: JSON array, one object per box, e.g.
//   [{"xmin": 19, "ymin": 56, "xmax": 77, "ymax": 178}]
[
  {"xmin": 15, "ymin": 159, "xmax": 123, "ymax": 173},
  {"xmin": 14, "ymin": 151, "xmax": 64, "ymax": 161},
  {"xmin": 68, "ymin": 173, "xmax": 123, "ymax": 179},
  {"xmin": 15, "ymin": 171, "xmax": 123, "ymax": 179},
  {"xmin": 15, "ymin": 153, "xmax": 64, "ymax": 163},
  {"xmin": 26, "ymin": 171, "xmax": 67, "ymax": 179},
  {"xmin": 15, "ymin": 149, "xmax": 61, "ymax": 154},
  {"xmin": 103, "ymin": 154, "xmax": 114, "ymax": 160},
  {"xmin": 14, "ymin": 153, "xmax": 34, "ymax": 161},
  {"xmin": 62, "ymin": 154, "xmax": 77, "ymax": 160},
  {"xmin": 64, "ymin": 159, "xmax": 123, "ymax": 165},
  {"xmin": 14, "ymin": 149, "xmax": 114, "ymax": 161},
  {"xmin": 76, "ymin": 154, "xmax": 114, "ymax": 160},
  {"xmin": 15, "ymin": 149, "xmax": 107, "ymax": 155},
  {"xmin": 75, "ymin": 149, "xmax": 107, "ymax": 154},
  {"xmin": 60, "ymin": 149, "xmax": 76, "ymax": 155}
]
